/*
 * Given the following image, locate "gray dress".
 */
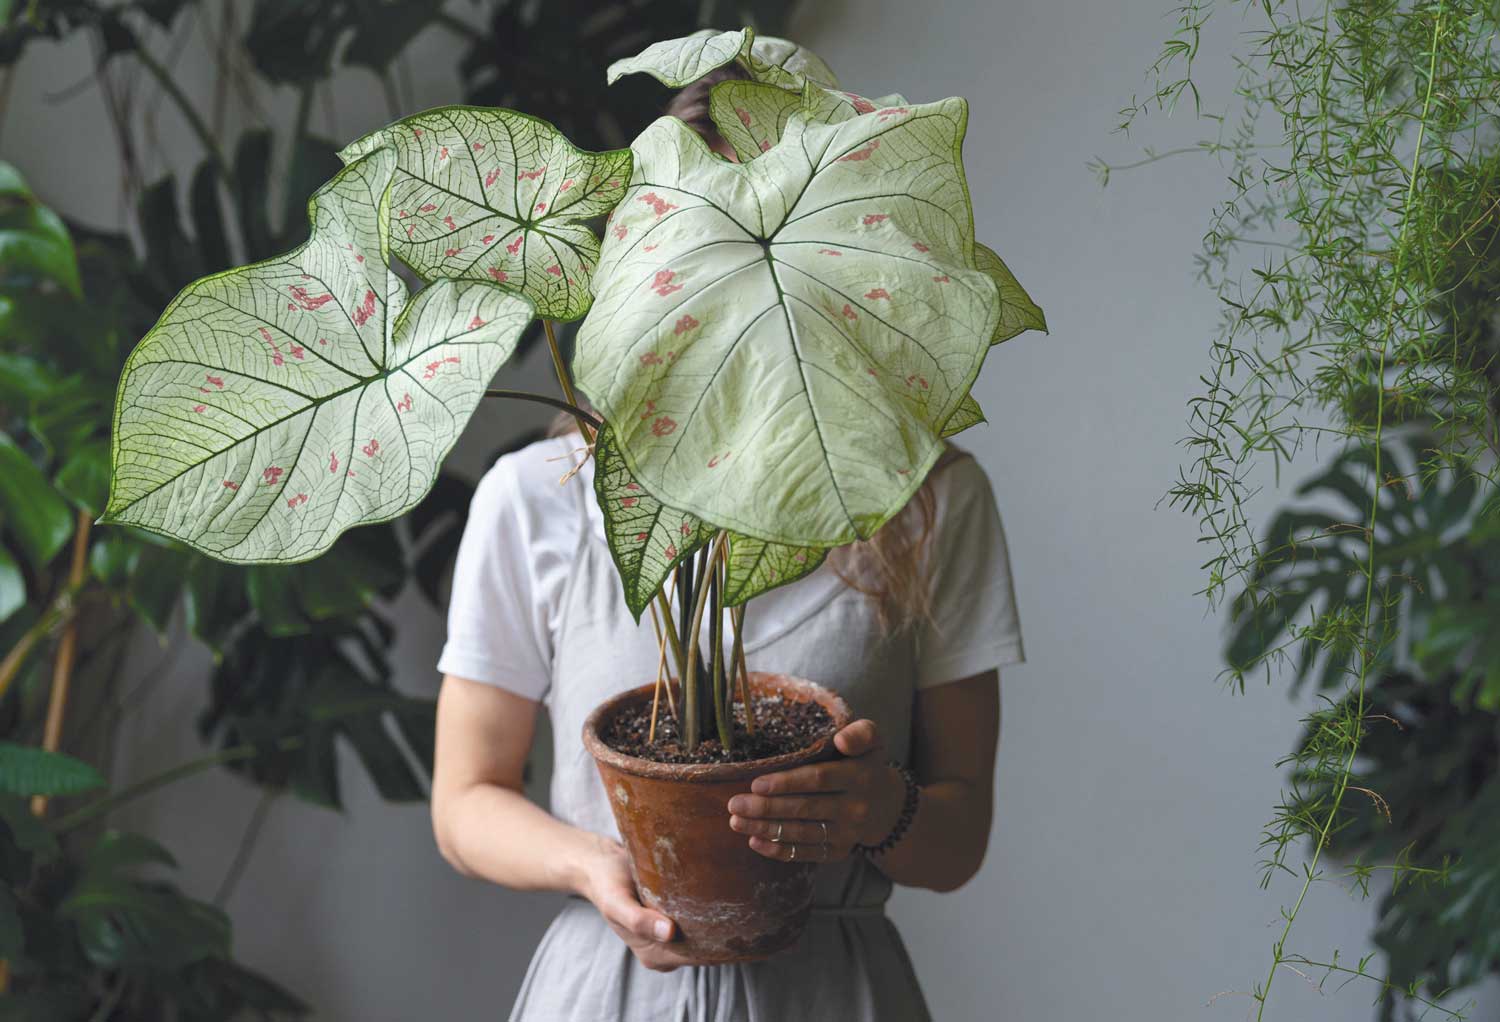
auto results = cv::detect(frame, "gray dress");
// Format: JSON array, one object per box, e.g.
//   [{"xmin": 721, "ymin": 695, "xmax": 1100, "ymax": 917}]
[{"xmin": 443, "ymin": 439, "xmax": 1024, "ymax": 1021}]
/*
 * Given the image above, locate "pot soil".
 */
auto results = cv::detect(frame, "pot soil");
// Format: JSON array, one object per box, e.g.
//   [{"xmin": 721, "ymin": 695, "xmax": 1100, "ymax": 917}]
[{"xmin": 582, "ymin": 672, "xmax": 851, "ymax": 963}]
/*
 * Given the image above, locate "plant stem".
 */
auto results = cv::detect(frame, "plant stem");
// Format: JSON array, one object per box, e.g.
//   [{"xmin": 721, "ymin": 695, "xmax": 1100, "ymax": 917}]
[
  {"xmin": 483, "ymin": 388, "xmax": 603, "ymax": 431},
  {"xmin": 654, "ymin": 589, "xmax": 687, "ymax": 689},
  {"xmin": 708, "ymin": 553, "xmax": 731, "ymax": 752},
  {"xmin": 132, "ymin": 41, "xmax": 235, "ymax": 188},
  {"xmin": 50, "ymin": 737, "xmax": 305, "ymax": 835},
  {"xmin": 32, "ymin": 511, "xmax": 92, "ymax": 817},
  {"xmin": 1252, "ymin": 11, "xmax": 1444, "ymax": 1020},
  {"xmin": 214, "ymin": 788, "xmax": 278, "ymax": 906},
  {"xmin": 647, "ymin": 594, "xmax": 678, "ymax": 723},
  {"xmin": 731, "ymin": 604, "xmax": 754, "ymax": 734},
  {"xmin": 681, "ymin": 533, "xmax": 727, "ymax": 752},
  {"xmin": 541, "ymin": 320, "xmax": 595, "ymax": 443}
]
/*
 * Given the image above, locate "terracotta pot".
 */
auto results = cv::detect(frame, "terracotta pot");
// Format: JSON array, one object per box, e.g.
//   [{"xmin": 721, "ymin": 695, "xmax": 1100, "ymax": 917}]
[{"xmin": 582, "ymin": 672, "xmax": 851, "ymax": 963}]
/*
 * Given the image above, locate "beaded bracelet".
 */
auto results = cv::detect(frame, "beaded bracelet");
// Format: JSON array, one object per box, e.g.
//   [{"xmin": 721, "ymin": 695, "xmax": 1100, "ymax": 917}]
[{"xmin": 857, "ymin": 761, "xmax": 920, "ymax": 856}]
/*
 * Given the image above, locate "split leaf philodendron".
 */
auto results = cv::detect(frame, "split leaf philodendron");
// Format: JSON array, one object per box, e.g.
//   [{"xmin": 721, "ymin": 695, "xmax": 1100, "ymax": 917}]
[
  {"xmin": 338, "ymin": 107, "xmax": 632, "ymax": 322},
  {"xmin": 102, "ymin": 150, "xmax": 532, "ymax": 562},
  {"xmin": 101, "ymin": 29, "xmax": 1045, "ymax": 754}
]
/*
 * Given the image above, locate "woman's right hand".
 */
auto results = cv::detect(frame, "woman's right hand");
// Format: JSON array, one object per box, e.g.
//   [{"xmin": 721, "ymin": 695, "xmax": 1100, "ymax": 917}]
[{"xmin": 580, "ymin": 836, "xmax": 700, "ymax": 973}]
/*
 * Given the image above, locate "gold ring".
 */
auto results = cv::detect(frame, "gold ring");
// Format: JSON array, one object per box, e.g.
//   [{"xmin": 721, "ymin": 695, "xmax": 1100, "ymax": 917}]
[
  {"xmin": 773, "ymin": 822, "xmax": 783, "ymax": 843},
  {"xmin": 819, "ymin": 821, "xmax": 829, "ymax": 844},
  {"xmin": 788, "ymin": 843, "xmax": 797, "ymax": 861}
]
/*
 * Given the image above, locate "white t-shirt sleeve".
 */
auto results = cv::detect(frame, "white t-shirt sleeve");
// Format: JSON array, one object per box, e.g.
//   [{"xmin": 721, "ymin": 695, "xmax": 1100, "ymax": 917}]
[
  {"xmin": 914, "ymin": 454, "xmax": 1025, "ymax": 688},
  {"xmin": 436, "ymin": 444, "xmax": 576, "ymax": 701}
]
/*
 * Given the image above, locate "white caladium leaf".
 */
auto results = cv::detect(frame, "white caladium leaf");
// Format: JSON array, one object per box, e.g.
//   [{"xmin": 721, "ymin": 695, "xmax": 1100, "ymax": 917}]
[
  {"xmin": 607, "ymin": 28, "xmax": 837, "ymax": 91},
  {"xmin": 104, "ymin": 149, "xmax": 534, "ymax": 563},
  {"xmin": 594, "ymin": 425, "xmax": 713, "ymax": 620},
  {"xmin": 722, "ymin": 533, "xmax": 827, "ymax": 607},
  {"xmin": 339, "ymin": 107, "xmax": 631, "ymax": 321},
  {"xmin": 975, "ymin": 242, "xmax": 1047, "ymax": 343},
  {"xmin": 941, "ymin": 394, "xmax": 986, "ymax": 438},
  {"xmin": 709, "ymin": 79, "xmax": 913, "ymax": 162},
  {"xmin": 574, "ymin": 99, "xmax": 1004, "ymax": 547}
]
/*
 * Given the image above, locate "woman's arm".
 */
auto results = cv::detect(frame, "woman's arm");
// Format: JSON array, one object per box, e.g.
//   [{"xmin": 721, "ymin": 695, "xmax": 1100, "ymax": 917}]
[
  {"xmin": 432, "ymin": 674, "xmax": 700, "ymax": 971},
  {"xmin": 727, "ymin": 670, "xmax": 1001, "ymax": 893}
]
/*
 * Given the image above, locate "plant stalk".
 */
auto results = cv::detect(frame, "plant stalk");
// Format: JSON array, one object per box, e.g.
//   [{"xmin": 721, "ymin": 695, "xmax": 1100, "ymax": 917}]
[
  {"xmin": 541, "ymin": 320, "xmax": 595, "ymax": 443},
  {"xmin": 51, "ymin": 737, "xmax": 305, "ymax": 835},
  {"xmin": 32, "ymin": 511, "xmax": 92, "ymax": 816},
  {"xmin": 681, "ymin": 532, "xmax": 727, "ymax": 751},
  {"xmin": 731, "ymin": 604, "xmax": 754, "ymax": 734},
  {"xmin": 484, "ymin": 388, "xmax": 603, "ymax": 431},
  {"xmin": 132, "ymin": 42, "xmax": 235, "ymax": 188},
  {"xmin": 708, "ymin": 553, "xmax": 731, "ymax": 752}
]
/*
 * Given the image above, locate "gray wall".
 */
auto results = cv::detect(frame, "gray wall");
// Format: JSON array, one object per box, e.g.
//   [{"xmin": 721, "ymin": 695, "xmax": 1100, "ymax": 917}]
[{"xmin": 6, "ymin": 2, "xmax": 1494, "ymax": 1019}]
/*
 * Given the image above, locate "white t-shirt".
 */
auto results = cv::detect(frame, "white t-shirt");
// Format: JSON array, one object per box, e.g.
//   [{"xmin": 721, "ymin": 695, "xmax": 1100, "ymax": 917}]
[{"xmin": 437, "ymin": 437, "xmax": 1024, "ymax": 700}]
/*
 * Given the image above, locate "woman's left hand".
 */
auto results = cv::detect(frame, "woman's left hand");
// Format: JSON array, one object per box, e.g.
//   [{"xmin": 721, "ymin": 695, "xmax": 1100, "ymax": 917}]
[{"xmin": 727, "ymin": 719, "xmax": 905, "ymax": 863}]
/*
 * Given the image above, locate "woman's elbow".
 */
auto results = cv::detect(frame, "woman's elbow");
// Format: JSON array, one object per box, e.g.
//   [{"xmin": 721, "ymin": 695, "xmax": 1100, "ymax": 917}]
[{"xmin": 430, "ymin": 790, "xmax": 476, "ymax": 878}]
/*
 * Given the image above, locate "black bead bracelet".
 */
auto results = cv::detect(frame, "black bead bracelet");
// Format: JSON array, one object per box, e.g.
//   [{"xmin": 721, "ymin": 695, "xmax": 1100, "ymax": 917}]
[{"xmin": 857, "ymin": 761, "xmax": 920, "ymax": 856}]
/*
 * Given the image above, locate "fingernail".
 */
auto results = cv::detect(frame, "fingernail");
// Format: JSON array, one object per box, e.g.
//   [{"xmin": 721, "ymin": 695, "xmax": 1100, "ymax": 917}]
[
  {"xmin": 654, "ymin": 920, "xmax": 672, "ymax": 941},
  {"xmin": 727, "ymin": 796, "xmax": 747, "ymax": 814},
  {"xmin": 751, "ymin": 778, "xmax": 770, "ymax": 795}
]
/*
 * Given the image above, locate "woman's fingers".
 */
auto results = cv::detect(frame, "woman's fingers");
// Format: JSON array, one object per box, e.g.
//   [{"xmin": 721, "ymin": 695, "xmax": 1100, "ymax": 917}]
[
  {"xmin": 747, "ymin": 834, "xmax": 842, "ymax": 863},
  {"xmin": 727, "ymin": 792, "xmax": 844, "ymax": 821},
  {"xmin": 729, "ymin": 814, "xmax": 846, "ymax": 846},
  {"xmin": 833, "ymin": 718, "xmax": 882, "ymax": 758}
]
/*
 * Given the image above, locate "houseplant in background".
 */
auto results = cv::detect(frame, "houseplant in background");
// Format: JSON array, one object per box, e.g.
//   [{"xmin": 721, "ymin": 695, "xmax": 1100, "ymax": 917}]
[
  {"xmin": 0, "ymin": 1, "xmax": 810, "ymax": 1015},
  {"xmin": 1101, "ymin": 1, "xmax": 1500, "ymax": 1017},
  {"xmin": 98, "ymin": 26, "xmax": 1045, "ymax": 961}
]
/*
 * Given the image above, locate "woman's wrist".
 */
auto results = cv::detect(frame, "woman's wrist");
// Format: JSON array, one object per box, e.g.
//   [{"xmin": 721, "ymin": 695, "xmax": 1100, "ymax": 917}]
[
  {"xmin": 856, "ymin": 762, "xmax": 910, "ymax": 847},
  {"xmin": 565, "ymin": 831, "xmax": 622, "ymax": 902}
]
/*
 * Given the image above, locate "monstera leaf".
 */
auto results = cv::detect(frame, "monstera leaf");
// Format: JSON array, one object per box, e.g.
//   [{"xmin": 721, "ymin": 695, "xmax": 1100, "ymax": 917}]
[
  {"xmin": 103, "ymin": 150, "xmax": 533, "ymax": 563},
  {"xmin": 594, "ymin": 425, "xmax": 714, "ymax": 619},
  {"xmin": 339, "ymin": 107, "xmax": 631, "ymax": 321},
  {"xmin": 605, "ymin": 27, "xmax": 837, "ymax": 91},
  {"xmin": 722, "ymin": 533, "xmax": 827, "ymax": 606},
  {"xmin": 573, "ymin": 99, "xmax": 1004, "ymax": 547}
]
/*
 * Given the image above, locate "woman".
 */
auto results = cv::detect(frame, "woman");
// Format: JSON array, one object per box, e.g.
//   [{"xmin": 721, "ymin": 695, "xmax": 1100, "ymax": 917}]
[{"xmin": 430, "ymin": 70, "xmax": 1025, "ymax": 1022}]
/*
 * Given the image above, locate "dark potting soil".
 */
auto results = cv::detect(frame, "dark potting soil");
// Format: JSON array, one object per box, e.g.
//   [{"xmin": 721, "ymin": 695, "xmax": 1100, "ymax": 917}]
[{"xmin": 602, "ymin": 694, "xmax": 836, "ymax": 765}]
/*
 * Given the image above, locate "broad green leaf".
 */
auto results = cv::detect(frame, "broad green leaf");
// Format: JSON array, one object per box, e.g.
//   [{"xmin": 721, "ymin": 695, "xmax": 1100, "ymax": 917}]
[
  {"xmin": 0, "ymin": 162, "xmax": 81, "ymax": 297},
  {"xmin": 0, "ymin": 431, "xmax": 74, "ymax": 566},
  {"xmin": 103, "ymin": 150, "xmax": 534, "ymax": 563},
  {"xmin": 0, "ymin": 546, "xmax": 21, "ymax": 624},
  {"xmin": 0, "ymin": 742, "xmax": 105, "ymax": 797},
  {"xmin": 594, "ymin": 425, "xmax": 713, "ymax": 620},
  {"xmin": 339, "ymin": 107, "xmax": 631, "ymax": 321},
  {"xmin": 975, "ymin": 241, "xmax": 1046, "ymax": 343},
  {"xmin": 940, "ymin": 394, "xmax": 986, "ymax": 437},
  {"xmin": 709, "ymin": 79, "xmax": 802, "ymax": 162},
  {"xmin": 606, "ymin": 28, "xmax": 837, "ymax": 91},
  {"xmin": 606, "ymin": 29, "xmax": 752, "ymax": 88},
  {"xmin": 722, "ymin": 533, "xmax": 828, "ymax": 606},
  {"xmin": 574, "ymin": 99, "xmax": 1000, "ymax": 546}
]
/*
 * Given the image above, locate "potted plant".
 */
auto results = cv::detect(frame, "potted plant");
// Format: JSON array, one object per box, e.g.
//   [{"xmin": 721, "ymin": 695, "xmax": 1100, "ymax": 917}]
[{"xmin": 100, "ymin": 28, "xmax": 1045, "ymax": 961}]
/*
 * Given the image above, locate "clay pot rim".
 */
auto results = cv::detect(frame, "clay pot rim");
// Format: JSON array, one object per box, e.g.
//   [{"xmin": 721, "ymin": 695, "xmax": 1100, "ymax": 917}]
[{"xmin": 582, "ymin": 671, "xmax": 852, "ymax": 783}]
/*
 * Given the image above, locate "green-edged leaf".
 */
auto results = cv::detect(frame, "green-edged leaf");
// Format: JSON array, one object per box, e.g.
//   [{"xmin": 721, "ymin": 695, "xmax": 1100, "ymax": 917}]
[
  {"xmin": 574, "ymin": 100, "xmax": 999, "ymax": 546},
  {"xmin": 722, "ymin": 533, "xmax": 827, "ymax": 606},
  {"xmin": 594, "ymin": 425, "xmax": 713, "ymax": 620},
  {"xmin": 606, "ymin": 29, "xmax": 751, "ymax": 87},
  {"xmin": 0, "ymin": 545, "xmax": 22, "ymax": 624},
  {"xmin": 0, "ymin": 742, "xmax": 105, "ymax": 797},
  {"xmin": 103, "ymin": 149, "xmax": 534, "ymax": 563},
  {"xmin": 940, "ymin": 394, "xmax": 986, "ymax": 437},
  {"xmin": 606, "ymin": 28, "xmax": 837, "ymax": 91},
  {"xmin": 974, "ymin": 242, "xmax": 1045, "ymax": 342},
  {"xmin": 338, "ymin": 106, "xmax": 631, "ymax": 321},
  {"xmin": 0, "ymin": 162, "xmax": 81, "ymax": 296},
  {"xmin": 709, "ymin": 79, "xmax": 802, "ymax": 162},
  {"xmin": 0, "ymin": 431, "xmax": 73, "ymax": 567}
]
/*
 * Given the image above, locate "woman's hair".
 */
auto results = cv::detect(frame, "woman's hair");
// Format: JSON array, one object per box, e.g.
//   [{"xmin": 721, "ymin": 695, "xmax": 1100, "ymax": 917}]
[{"xmin": 553, "ymin": 66, "xmax": 943, "ymax": 631}]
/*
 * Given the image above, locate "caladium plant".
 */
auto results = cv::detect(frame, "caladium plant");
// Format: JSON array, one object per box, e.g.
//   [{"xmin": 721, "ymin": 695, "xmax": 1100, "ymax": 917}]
[{"xmin": 102, "ymin": 28, "xmax": 1044, "ymax": 753}]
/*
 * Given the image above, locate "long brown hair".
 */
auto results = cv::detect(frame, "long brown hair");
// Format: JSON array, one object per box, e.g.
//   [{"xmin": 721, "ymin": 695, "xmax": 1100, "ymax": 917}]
[{"xmin": 559, "ymin": 67, "xmax": 943, "ymax": 630}]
